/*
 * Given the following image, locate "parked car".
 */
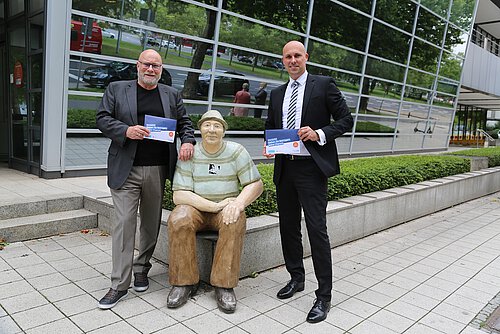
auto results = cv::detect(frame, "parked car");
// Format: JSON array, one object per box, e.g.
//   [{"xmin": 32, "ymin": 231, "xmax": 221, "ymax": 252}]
[
  {"xmin": 197, "ymin": 70, "xmax": 248, "ymax": 97},
  {"xmin": 82, "ymin": 61, "xmax": 172, "ymax": 88},
  {"xmin": 102, "ymin": 29, "xmax": 116, "ymax": 39},
  {"xmin": 262, "ymin": 59, "xmax": 284, "ymax": 69},
  {"xmin": 161, "ymin": 40, "xmax": 177, "ymax": 49},
  {"xmin": 237, "ymin": 55, "xmax": 253, "ymax": 64},
  {"xmin": 205, "ymin": 49, "xmax": 221, "ymax": 57}
]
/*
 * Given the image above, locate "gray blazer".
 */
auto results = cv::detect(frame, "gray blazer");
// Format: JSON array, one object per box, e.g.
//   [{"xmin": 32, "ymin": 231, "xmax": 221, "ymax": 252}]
[{"xmin": 96, "ymin": 80, "xmax": 196, "ymax": 189}]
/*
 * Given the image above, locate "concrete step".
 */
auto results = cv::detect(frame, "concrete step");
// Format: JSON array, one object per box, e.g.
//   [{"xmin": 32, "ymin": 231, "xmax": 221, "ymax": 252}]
[
  {"xmin": 0, "ymin": 194, "xmax": 83, "ymax": 220},
  {"xmin": 0, "ymin": 209, "xmax": 98, "ymax": 242}
]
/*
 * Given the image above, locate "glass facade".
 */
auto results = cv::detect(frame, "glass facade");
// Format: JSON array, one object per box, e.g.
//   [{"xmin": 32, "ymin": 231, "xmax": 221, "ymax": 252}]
[{"xmin": 65, "ymin": 0, "xmax": 477, "ymax": 169}]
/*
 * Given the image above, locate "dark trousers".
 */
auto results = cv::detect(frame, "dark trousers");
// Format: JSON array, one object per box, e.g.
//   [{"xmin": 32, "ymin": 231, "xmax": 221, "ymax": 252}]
[{"xmin": 276, "ymin": 158, "xmax": 332, "ymax": 302}]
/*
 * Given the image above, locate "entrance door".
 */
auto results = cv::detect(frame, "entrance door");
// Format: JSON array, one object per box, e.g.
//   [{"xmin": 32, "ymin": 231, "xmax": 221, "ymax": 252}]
[
  {"xmin": 0, "ymin": 43, "xmax": 7, "ymax": 161},
  {"xmin": 8, "ymin": 17, "xmax": 41, "ymax": 175}
]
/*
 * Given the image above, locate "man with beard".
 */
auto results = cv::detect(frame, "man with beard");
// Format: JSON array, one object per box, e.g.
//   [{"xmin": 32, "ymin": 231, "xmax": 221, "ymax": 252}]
[{"xmin": 96, "ymin": 49, "xmax": 196, "ymax": 309}]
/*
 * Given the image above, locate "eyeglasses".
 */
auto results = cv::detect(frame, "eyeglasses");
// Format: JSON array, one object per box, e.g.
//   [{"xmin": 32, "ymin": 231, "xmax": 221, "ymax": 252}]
[{"xmin": 138, "ymin": 61, "xmax": 162, "ymax": 70}]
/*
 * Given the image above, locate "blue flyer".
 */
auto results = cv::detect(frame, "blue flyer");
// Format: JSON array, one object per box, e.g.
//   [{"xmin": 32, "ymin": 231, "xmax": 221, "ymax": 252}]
[
  {"xmin": 144, "ymin": 115, "xmax": 177, "ymax": 143},
  {"xmin": 265, "ymin": 129, "xmax": 301, "ymax": 154}
]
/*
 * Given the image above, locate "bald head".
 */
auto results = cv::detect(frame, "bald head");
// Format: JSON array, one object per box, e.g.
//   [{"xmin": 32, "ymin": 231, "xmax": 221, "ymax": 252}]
[{"xmin": 282, "ymin": 41, "xmax": 308, "ymax": 80}]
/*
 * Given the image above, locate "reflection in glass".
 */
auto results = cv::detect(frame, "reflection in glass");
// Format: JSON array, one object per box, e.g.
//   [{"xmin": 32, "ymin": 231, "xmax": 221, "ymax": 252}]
[
  {"xmin": 415, "ymin": 7, "xmax": 446, "ymax": 46},
  {"xmin": 31, "ymin": 127, "xmax": 40, "ymax": 163},
  {"xmin": 308, "ymin": 65, "xmax": 361, "ymax": 94},
  {"xmin": 358, "ymin": 94, "xmax": 400, "ymax": 118},
  {"xmin": 29, "ymin": 14, "xmax": 43, "ymax": 50},
  {"xmin": 423, "ymin": 134, "xmax": 449, "ymax": 148},
  {"xmin": 419, "ymin": 0, "xmax": 449, "ymax": 18},
  {"xmin": 343, "ymin": 93, "xmax": 359, "ymax": 110},
  {"xmin": 401, "ymin": 102, "xmax": 430, "ymax": 120},
  {"xmin": 362, "ymin": 77, "xmax": 403, "ymax": 100},
  {"xmin": 308, "ymin": 41, "xmax": 363, "ymax": 74},
  {"xmin": 29, "ymin": 0, "xmax": 43, "ymax": 13},
  {"xmin": 430, "ymin": 106, "xmax": 454, "ymax": 123},
  {"xmin": 351, "ymin": 135, "xmax": 394, "ymax": 153},
  {"xmin": 30, "ymin": 53, "xmax": 43, "ymax": 89},
  {"xmin": 222, "ymin": 0, "xmax": 308, "ymax": 33},
  {"xmin": 365, "ymin": 57, "xmax": 405, "ymax": 82},
  {"xmin": 67, "ymin": 95, "xmax": 101, "ymax": 129},
  {"xmin": 406, "ymin": 69, "xmax": 435, "ymax": 90},
  {"xmin": 436, "ymin": 78, "xmax": 458, "ymax": 95},
  {"xmin": 355, "ymin": 115, "xmax": 397, "ymax": 134},
  {"xmin": 30, "ymin": 93, "xmax": 42, "ymax": 126},
  {"xmin": 450, "ymin": 0, "xmax": 475, "ymax": 30},
  {"xmin": 375, "ymin": 0, "xmax": 416, "ymax": 33},
  {"xmin": 219, "ymin": 14, "xmax": 299, "ymax": 54},
  {"xmin": 394, "ymin": 134, "xmax": 424, "ymax": 150},
  {"xmin": 9, "ymin": 0, "xmax": 23, "ymax": 16},
  {"xmin": 439, "ymin": 52, "xmax": 463, "ymax": 82},
  {"xmin": 410, "ymin": 38, "xmax": 440, "ymax": 74},
  {"xmin": 445, "ymin": 24, "xmax": 467, "ymax": 56},
  {"xmin": 434, "ymin": 92, "xmax": 455, "ymax": 108},
  {"xmin": 311, "ymin": 0, "xmax": 369, "ymax": 52},
  {"xmin": 403, "ymin": 86, "xmax": 431, "ymax": 104},
  {"xmin": 337, "ymin": 0, "xmax": 372, "ymax": 13},
  {"xmin": 369, "ymin": 22, "xmax": 410, "ymax": 64}
]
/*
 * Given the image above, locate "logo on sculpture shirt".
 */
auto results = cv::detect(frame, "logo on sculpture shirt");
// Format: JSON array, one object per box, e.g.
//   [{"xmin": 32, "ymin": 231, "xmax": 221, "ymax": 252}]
[{"xmin": 208, "ymin": 163, "xmax": 221, "ymax": 175}]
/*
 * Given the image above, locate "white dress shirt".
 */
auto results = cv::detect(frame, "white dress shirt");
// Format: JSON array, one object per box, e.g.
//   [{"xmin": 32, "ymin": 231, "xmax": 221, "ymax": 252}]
[{"xmin": 281, "ymin": 71, "xmax": 327, "ymax": 155}]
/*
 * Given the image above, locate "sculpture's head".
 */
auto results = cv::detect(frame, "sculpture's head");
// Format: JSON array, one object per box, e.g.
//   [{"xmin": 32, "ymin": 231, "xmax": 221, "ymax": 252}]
[{"xmin": 198, "ymin": 110, "xmax": 228, "ymax": 151}]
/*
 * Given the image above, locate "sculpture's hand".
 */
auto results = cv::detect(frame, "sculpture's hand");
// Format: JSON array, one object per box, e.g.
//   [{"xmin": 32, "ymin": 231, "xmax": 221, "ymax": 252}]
[{"xmin": 221, "ymin": 201, "xmax": 245, "ymax": 225}]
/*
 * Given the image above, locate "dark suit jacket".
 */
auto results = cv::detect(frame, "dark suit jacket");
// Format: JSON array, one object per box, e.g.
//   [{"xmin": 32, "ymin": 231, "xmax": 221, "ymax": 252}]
[
  {"xmin": 265, "ymin": 74, "xmax": 353, "ymax": 184},
  {"xmin": 96, "ymin": 80, "xmax": 196, "ymax": 189}
]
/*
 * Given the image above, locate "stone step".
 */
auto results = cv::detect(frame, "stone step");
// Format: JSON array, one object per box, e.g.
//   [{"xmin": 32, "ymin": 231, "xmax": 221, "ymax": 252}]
[
  {"xmin": 0, "ymin": 194, "xmax": 83, "ymax": 220},
  {"xmin": 0, "ymin": 209, "xmax": 98, "ymax": 243}
]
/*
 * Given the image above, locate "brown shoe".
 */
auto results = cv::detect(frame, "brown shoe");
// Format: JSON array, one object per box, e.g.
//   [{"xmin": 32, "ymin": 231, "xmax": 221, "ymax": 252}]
[
  {"xmin": 214, "ymin": 287, "xmax": 236, "ymax": 313},
  {"xmin": 167, "ymin": 285, "xmax": 197, "ymax": 308}
]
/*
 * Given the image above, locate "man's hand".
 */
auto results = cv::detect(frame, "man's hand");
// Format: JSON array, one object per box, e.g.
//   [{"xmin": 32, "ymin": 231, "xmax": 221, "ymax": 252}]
[
  {"xmin": 179, "ymin": 143, "xmax": 194, "ymax": 161},
  {"xmin": 126, "ymin": 125, "xmax": 150, "ymax": 140},
  {"xmin": 298, "ymin": 126, "xmax": 319, "ymax": 142},
  {"xmin": 221, "ymin": 201, "xmax": 245, "ymax": 225},
  {"xmin": 263, "ymin": 144, "xmax": 274, "ymax": 158}
]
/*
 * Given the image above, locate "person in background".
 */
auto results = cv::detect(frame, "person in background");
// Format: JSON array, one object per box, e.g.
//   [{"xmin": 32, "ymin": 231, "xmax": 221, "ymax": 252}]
[
  {"xmin": 232, "ymin": 82, "xmax": 251, "ymax": 117},
  {"xmin": 254, "ymin": 82, "xmax": 268, "ymax": 118}
]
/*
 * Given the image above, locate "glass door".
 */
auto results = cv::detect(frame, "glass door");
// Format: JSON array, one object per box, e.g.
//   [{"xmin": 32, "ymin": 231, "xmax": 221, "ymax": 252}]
[{"xmin": 0, "ymin": 42, "xmax": 7, "ymax": 162}]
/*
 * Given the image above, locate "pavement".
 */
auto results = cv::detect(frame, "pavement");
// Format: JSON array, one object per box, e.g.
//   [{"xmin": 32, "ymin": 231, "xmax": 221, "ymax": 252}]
[{"xmin": 1, "ymin": 165, "xmax": 500, "ymax": 334}]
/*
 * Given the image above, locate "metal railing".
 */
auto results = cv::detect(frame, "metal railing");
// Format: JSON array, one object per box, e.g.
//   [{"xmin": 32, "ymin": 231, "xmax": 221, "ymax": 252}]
[{"xmin": 476, "ymin": 128, "xmax": 495, "ymax": 148}]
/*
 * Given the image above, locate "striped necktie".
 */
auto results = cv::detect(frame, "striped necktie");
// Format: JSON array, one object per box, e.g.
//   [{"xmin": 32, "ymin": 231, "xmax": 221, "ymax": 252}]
[{"xmin": 286, "ymin": 81, "xmax": 299, "ymax": 129}]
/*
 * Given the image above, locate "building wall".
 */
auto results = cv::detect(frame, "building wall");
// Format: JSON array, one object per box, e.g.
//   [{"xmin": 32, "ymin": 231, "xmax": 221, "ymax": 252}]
[{"xmin": 51, "ymin": 0, "xmax": 477, "ymax": 172}]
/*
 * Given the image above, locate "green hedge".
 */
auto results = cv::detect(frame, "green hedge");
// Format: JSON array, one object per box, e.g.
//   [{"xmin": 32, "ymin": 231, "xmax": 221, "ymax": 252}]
[
  {"xmin": 450, "ymin": 147, "xmax": 500, "ymax": 167},
  {"xmin": 164, "ymin": 154, "xmax": 471, "ymax": 217},
  {"xmin": 67, "ymin": 109, "xmax": 97, "ymax": 128}
]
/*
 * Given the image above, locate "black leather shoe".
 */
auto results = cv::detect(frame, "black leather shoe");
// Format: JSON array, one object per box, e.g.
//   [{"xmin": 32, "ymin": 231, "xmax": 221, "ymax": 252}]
[
  {"xmin": 167, "ymin": 285, "xmax": 198, "ymax": 308},
  {"xmin": 306, "ymin": 299, "xmax": 331, "ymax": 323},
  {"xmin": 276, "ymin": 280, "xmax": 305, "ymax": 299}
]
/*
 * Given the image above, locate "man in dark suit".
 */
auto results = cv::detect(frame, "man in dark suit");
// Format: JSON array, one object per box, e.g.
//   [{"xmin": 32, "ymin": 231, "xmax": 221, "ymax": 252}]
[
  {"xmin": 264, "ymin": 41, "xmax": 353, "ymax": 323},
  {"xmin": 96, "ymin": 49, "xmax": 196, "ymax": 309}
]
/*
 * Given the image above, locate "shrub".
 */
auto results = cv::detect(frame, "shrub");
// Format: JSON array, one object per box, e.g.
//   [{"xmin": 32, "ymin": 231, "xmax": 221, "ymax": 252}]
[
  {"xmin": 164, "ymin": 154, "xmax": 471, "ymax": 217},
  {"xmin": 450, "ymin": 147, "xmax": 500, "ymax": 167}
]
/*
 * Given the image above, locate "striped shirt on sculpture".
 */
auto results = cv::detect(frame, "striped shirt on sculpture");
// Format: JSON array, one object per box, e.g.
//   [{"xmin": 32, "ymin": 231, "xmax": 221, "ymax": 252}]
[{"xmin": 172, "ymin": 141, "xmax": 261, "ymax": 202}]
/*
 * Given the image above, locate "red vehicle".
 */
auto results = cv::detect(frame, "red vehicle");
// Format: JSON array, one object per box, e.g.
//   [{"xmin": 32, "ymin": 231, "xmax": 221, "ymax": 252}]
[{"xmin": 70, "ymin": 20, "xmax": 102, "ymax": 54}]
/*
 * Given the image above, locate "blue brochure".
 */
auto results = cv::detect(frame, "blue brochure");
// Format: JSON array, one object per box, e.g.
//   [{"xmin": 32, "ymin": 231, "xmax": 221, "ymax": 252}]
[
  {"xmin": 265, "ymin": 129, "xmax": 301, "ymax": 154},
  {"xmin": 144, "ymin": 115, "xmax": 177, "ymax": 143}
]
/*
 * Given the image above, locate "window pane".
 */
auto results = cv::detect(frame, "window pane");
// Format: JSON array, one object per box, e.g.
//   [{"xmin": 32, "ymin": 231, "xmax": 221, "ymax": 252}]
[
  {"xmin": 30, "ymin": 14, "xmax": 43, "ymax": 50},
  {"xmin": 445, "ymin": 24, "xmax": 467, "ymax": 56},
  {"xmin": 436, "ymin": 77, "xmax": 459, "ymax": 95},
  {"xmin": 450, "ymin": 0, "xmax": 475, "ymax": 30},
  {"xmin": 30, "ymin": 53, "xmax": 43, "ymax": 89},
  {"xmin": 351, "ymin": 134, "xmax": 394, "ymax": 153},
  {"xmin": 375, "ymin": 0, "xmax": 416, "ymax": 33},
  {"xmin": 430, "ymin": 106, "xmax": 454, "ymax": 123},
  {"xmin": 410, "ymin": 38, "xmax": 440, "ymax": 74},
  {"xmin": 307, "ymin": 65, "xmax": 362, "ymax": 94},
  {"xmin": 423, "ymin": 134, "xmax": 449, "ymax": 149},
  {"xmin": 365, "ymin": 57, "xmax": 406, "ymax": 82},
  {"xmin": 406, "ymin": 69, "xmax": 435, "ymax": 90},
  {"xmin": 402, "ymin": 101, "xmax": 430, "ymax": 120},
  {"xmin": 337, "ymin": 0, "xmax": 372, "ymax": 13},
  {"xmin": 419, "ymin": 0, "xmax": 449, "ymax": 18},
  {"xmin": 222, "ymin": 0, "xmax": 308, "ymax": 33},
  {"xmin": 308, "ymin": 40, "xmax": 363, "ymax": 73},
  {"xmin": 311, "ymin": 0, "xmax": 369, "ymax": 52},
  {"xmin": 394, "ymin": 134, "xmax": 424, "ymax": 150},
  {"xmin": 415, "ymin": 7, "xmax": 446, "ymax": 46},
  {"xmin": 434, "ymin": 92, "xmax": 456, "ymax": 107},
  {"xmin": 358, "ymin": 95, "xmax": 400, "ymax": 117},
  {"xmin": 219, "ymin": 14, "xmax": 300, "ymax": 54},
  {"xmin": 8, "ymin": 0, "xmax": 23, "ymax": 16},
  {"xmin": 403, "ymin": 86, "xmax": 431, "ymax": 104},
  {"xmin": 369, "ymin": 22, "xmax": 410, "ymax": 64}
]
